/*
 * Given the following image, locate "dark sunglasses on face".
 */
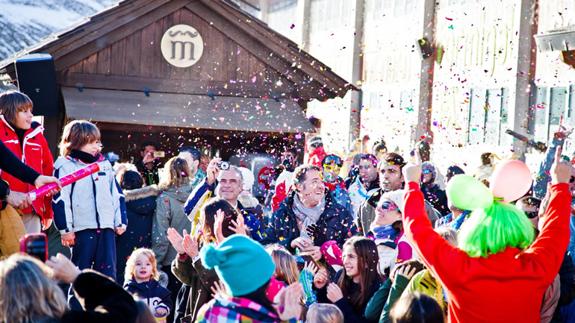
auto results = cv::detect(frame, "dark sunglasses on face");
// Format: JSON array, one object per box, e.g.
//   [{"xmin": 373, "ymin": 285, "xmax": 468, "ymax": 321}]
[
  {"xmin": 323, "ymin": 155, "xmax": 342, "ymax": 167},
  {"xmin": 380, "ymin": 201, "xmax": 398, "ymax": 211},
  {"xmin": 525, "ymin": 211, "xmax": 538, "ymax": 219}
]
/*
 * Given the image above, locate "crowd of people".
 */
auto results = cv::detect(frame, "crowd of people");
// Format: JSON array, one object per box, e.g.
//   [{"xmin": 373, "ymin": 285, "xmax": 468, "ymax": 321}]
[{"xmin": 0, "ymin": 89, "xmax": 574, "ymax": 323}]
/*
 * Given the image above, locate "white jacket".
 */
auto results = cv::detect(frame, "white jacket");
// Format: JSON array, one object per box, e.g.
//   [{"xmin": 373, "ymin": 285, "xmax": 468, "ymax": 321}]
[{"xmin": 52, "ymin": 156, "xmax": 126, "ymax": 234}]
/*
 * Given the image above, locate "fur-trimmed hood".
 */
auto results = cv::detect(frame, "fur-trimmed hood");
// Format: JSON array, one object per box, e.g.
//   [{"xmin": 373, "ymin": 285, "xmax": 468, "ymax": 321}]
[{"xmin": 124, "ymin": 185, "xmax": 160, "ymax": 202}]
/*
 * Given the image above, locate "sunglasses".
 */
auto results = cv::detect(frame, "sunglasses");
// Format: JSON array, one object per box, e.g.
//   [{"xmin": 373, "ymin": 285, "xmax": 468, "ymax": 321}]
[
  {"xmin": 379, "ymin": 201, "xmax": 399, "ymax": 211},
  {"xmin": 323, "ymin": 164, "xmax": 341, "ymax": 173},
  {"xmin": 525, "ymin": 211, "xmax": 538, "ymax": 219},
  {"xmin": 323, "ymin": 155, "xmax": 343, "ymax": 166},
  {"xmin": 422, "ymin": 169, "xmax": 432, "ymax": 175}
]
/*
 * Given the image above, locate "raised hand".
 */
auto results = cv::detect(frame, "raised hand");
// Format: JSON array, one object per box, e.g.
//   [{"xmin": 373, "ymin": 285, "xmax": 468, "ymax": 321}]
[
  {"xmin": 182, "ymin": 231, "xmax": 199, "ymax": 258},
  {"xmin": 214, "ymin": 209, "xmax": 226, "ymax": 243},
  {"xmin": 551, "ymin": 146, "xmax": 573, "ymax": 184},
  {"xmin": 392, "ymin": 263, "xmax": 418, "ymax": 282},
  {"xmin": 167, "ymin": 227, "xmax": 185, "ymax": 255},
  {"xmin": 302, "ymin": 261, "xmax": 319, "ymax": 276},
  {"xmin": 229, "ymin": 212, "xmax": 248, "ymax": 236},
  {"xmin": 206, "ymin": 158, "xmax": 222, "ymax": 186},
  {"xmin": 210, "ymin": 280, "xmax": 229, "ymax": 299}
]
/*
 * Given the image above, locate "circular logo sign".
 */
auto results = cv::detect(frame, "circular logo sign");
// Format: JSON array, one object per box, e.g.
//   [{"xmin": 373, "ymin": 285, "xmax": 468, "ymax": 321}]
[{"xmin": 161, "ymin": 24, "xmax": 204, "ymax": 68}]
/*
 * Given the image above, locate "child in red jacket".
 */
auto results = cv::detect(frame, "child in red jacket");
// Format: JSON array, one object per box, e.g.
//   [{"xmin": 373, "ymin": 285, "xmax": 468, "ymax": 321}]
[
  {"xmin": 400, "ymin": 149, "xmax": 573, "ymax": 322},
  {"xmin": 0, "ymin": 91, "xmax": 53, "ymax": 233}
]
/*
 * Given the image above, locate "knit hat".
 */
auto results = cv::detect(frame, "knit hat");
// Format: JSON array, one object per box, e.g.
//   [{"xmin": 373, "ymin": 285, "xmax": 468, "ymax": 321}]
[
  {"xmin": 200, "ymin": 235, "xmax": 275, "ymax": 296},
  {"xmin": 308, "ymin": 136, "xmax": 323, "ymax": 148},
  {"xmin": 320, "ymin": 240, "xmax": 343, "ymax": 266}
]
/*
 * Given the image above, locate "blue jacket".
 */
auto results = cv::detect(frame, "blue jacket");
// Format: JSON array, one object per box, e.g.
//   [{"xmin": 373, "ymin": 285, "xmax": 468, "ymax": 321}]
[
  {"xmin": 124, "ymin": 279, "xmax": 173, "ymax": 318},
  {"xmin": 261, "ymin": 190, "xmax": 357, "ymax": 249}
]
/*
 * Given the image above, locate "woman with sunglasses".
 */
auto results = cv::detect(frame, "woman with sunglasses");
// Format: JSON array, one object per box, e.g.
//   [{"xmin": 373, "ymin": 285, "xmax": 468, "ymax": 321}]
[
  {"xmin": 369, "ymin": 195, "xmax": 414, "ymax": 268},
  {"xmin": 322, "ymin": 154, "xmax": 352, "ymax": 214}
]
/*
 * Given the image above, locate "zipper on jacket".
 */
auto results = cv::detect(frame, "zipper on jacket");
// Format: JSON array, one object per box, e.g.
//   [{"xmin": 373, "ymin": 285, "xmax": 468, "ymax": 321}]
[
  {"xmin": 92, "ymin": 175, "xmax": 101, "ymax": 229},
  {"xmin": 70, "ymin": 182, "xmax": 76, "ymax": 229}
]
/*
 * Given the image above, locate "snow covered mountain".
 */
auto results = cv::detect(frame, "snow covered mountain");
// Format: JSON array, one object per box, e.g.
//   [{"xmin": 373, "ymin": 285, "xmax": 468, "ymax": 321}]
[{"xmin": 0, "ymin": 0, "xmax": 119, "ymax": 60}]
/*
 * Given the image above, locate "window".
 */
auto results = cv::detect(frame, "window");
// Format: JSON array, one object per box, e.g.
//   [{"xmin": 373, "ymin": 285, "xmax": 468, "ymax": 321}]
[
  {"xmin": 467, "ymin": 87, "xmax": 508, "ymax": 145},
  {"xmin": 548, "ymin": 87, "xmax": 567, "ymax": 139}
]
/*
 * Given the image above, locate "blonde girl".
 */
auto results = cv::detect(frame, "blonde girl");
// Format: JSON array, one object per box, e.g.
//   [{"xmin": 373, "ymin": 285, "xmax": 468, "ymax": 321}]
[{"xmin": 123, "ymin": 248, "xmax": 172, "ymax": 322}]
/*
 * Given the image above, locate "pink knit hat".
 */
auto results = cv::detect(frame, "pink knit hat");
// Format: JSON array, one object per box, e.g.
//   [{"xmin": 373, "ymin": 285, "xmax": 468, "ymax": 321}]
[{"xmin": 321, "ymin": 240, "xmax": 343, "ymax": 266}]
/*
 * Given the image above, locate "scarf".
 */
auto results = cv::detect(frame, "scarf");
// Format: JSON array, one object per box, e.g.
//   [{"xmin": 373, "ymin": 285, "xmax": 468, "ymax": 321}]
[
  {"xmin": 70, "ymin": 149, "xmax": 101, "ymax": 163},
  {"xmin": 292, "ymin": 194, "xmax": 325, "ymax": 239}
]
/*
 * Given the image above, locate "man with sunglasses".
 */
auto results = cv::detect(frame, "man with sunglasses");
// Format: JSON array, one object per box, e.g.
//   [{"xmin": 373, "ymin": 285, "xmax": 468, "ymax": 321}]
[{"xmin": 321, "ymin": 154, "xmax": 352, "ymax": 213}]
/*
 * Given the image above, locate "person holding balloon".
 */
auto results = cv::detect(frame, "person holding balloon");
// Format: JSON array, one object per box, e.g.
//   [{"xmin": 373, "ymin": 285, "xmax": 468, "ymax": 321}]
[{"xmin": 400, "ymin": 148, "xmax": 574, "ymax": 322}]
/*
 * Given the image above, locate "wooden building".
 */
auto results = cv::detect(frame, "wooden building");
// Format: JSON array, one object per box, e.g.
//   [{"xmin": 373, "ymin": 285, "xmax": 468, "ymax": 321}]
[{"xmin": 0, "ymin": 0, "xmax": 352, "ymax": 161}]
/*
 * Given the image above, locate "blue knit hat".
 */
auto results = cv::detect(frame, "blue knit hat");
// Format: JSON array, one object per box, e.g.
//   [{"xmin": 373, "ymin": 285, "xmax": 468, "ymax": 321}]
[{"xmin": 200, "ymin": 235, "xmax": 275, "ymax": 296}]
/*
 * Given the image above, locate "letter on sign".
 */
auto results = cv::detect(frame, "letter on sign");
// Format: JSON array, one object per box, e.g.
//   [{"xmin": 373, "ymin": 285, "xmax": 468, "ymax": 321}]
[{"xmin": 161, "ymin": 25, "xmax": 204, "ymax": 68}]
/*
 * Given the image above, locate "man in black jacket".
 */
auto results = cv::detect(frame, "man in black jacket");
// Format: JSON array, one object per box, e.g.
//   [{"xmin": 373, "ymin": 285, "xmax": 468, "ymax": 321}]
[{"xmin": 262, "ymin": 165, "xmax": 357, "ymax": 259}]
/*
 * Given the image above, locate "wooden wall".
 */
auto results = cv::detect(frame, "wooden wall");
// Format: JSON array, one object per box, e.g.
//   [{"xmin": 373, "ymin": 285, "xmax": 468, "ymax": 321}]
[{"xmin": 61, "ymin": 7, "xmax": 296, "ymax": 98}]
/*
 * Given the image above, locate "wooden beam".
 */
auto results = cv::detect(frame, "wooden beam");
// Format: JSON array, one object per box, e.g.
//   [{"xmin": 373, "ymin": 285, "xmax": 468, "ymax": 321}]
[{"xmin": 58, "ymin": 73, "xmax": 296, "ymax": 97}]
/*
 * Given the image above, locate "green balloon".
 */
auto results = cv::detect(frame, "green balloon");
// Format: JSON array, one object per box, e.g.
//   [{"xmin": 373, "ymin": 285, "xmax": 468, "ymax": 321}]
[{"xmin": 446, "ymin": 175, "xmax": 493, "ymax": 210}]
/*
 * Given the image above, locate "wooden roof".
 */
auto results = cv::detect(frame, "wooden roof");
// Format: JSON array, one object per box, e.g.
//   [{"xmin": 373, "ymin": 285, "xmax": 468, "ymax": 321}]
[{"xmin": 0, "ymin": 0, "xmax": 354, "ymax": 101}]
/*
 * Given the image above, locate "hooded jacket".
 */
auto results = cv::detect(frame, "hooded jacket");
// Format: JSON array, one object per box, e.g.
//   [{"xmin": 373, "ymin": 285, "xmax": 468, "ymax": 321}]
[
  {"xmin": 124, "ymin": 279, "xmax": 173, "ymax": 318},
  {"xmin": 116, "ymin": 185, "xmax": 160, "ymax": 284},
  {"xmin": 52, "ymin": 156, "xmax": 126, "ymax": 234},
  {"xmin": 152, "ymin": 183, "xmax": 193, "ymax": 267},
  {"xmin": 0, "ymin": 116, "xmax": 53, "ymax": 223},
  {"xmin": 261, "ymin": 190, "xmax": 357, "ymax": 249}
]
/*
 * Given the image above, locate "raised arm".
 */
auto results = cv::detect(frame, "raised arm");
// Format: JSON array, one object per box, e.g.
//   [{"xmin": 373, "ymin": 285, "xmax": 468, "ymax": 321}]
[
  {"xmin": 527, "ymin": 147, "xmax": 573, "ymax": 278},
  {"xmin": 402, "ymin": 163, "xmax": 470, "ymax": 288}
]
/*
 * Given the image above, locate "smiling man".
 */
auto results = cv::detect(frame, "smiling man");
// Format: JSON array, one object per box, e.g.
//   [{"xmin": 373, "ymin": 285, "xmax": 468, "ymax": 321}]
[
  {"xmin": 261, "ymin": 165, "xmax": 356, "ymax": 255},
  {"xmin": 183, "ymin": 157, "xmax": 264, "ymax": 241}
]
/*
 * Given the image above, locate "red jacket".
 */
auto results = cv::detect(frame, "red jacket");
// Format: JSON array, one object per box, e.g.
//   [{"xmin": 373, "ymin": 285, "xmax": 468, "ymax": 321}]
[
  {"xmin": 0, "ymin": 116, "xmax": 54, "ymax": 224},
  {"xmin": 403, "ymin": 181, "xmax": 571, "ymax": 323}
]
